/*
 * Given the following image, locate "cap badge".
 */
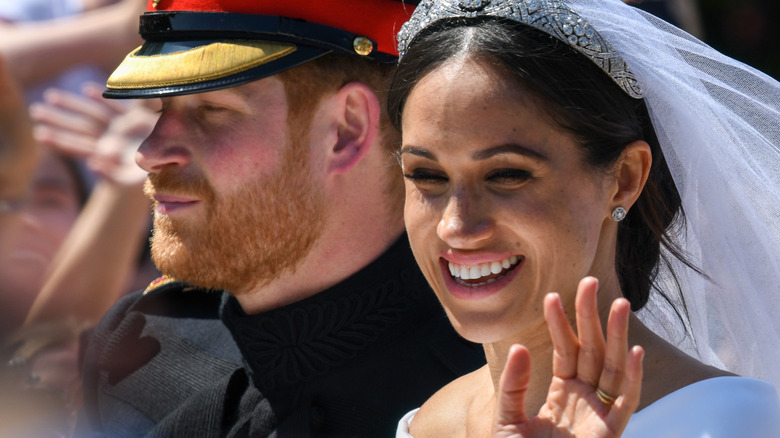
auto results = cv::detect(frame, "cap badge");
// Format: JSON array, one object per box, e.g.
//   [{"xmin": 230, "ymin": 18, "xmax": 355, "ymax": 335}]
[{"xmin": 353, "ymin": 37, "xmax": 374, "ymax": 56}]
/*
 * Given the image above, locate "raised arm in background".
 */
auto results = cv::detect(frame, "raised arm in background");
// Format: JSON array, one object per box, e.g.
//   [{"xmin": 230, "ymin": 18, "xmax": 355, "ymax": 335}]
[{"xmin": 24, "ymin": 83, "xmax": 158, "ymax": 326}]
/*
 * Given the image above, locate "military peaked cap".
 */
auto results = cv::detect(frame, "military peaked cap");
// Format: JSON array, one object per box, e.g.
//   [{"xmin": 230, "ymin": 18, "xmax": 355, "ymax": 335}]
[{"xmin": 105, "ymin": 0, "xmax": 419, "ymax": 98}]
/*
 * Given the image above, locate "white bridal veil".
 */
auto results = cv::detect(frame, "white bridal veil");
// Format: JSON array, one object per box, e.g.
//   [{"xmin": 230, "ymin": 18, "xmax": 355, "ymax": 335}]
[{"xmin": 567, "ymin": 0, "xmax": 780, "ymax": 395}]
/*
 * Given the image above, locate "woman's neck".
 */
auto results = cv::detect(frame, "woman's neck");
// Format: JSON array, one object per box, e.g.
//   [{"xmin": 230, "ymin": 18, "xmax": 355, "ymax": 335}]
[{"xmin": 482, "ymin": 320, "xmax": 556, "ymax": 415}]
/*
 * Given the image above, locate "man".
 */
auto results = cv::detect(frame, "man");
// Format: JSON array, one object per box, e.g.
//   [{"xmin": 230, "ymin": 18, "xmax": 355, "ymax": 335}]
[{"xmin": 79, "ymin": 1, "xmax": 484, "ymax": 436}]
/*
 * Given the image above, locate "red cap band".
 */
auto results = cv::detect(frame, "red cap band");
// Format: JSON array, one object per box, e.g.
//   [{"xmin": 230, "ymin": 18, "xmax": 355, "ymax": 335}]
[{"xmin": 147, "ymin": 0, "xmax": 416, "ymax": 56}]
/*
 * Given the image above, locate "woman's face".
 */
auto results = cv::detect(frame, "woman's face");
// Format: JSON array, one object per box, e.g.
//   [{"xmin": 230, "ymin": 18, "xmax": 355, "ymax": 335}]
[
  {"xmin": 0, "ymin": 151, "xmax": 81, "ymax": 329},
  {"xmin": 400, "ymin": 57, "xmax": 618, "ymax": 343}
]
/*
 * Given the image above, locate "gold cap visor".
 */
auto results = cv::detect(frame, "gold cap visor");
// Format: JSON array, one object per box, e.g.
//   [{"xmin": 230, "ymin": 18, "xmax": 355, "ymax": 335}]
[{"xmin": 105, "ymin": 40, "xmax": 299, "ymax": 98}]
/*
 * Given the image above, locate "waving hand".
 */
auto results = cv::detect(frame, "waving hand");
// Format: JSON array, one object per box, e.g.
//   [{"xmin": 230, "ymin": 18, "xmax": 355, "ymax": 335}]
[{"xmin": 493, "ymin": 277, "xmax": 643, "ymax": 438}]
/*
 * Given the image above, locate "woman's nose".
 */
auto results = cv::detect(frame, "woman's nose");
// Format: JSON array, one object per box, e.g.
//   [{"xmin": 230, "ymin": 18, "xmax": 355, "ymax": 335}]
[{"xmin": 436, "ymin": 190, "xmax": 494, "ymax": 248}]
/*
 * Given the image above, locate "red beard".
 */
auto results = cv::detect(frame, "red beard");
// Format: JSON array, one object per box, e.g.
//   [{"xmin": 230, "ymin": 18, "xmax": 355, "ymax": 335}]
[{"xmin": 144, "ymin": 142, "xmax": 326, "ymax": 295}]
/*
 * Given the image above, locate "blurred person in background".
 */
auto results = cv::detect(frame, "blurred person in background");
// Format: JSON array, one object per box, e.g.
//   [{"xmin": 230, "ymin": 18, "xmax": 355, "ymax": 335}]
[
  {"xmin": 0, "ymin": 0, "xmax": 144, "ymax": 104},
  {"xmin": 0, "ymin": 148, "xmax": 87, "ymax": 339},
  {"xmin": 1, "ymin": 73, "xmax": 157, "ymax": 438},
  {"xmin": 1, "ymin": 78, "xmax": 157, "ymax": 338},
  {"xmin": 25, "ymin": 83, "xmax": 159, "ymax": 326},
  {"xmin": 0, "ymin": 55, "xmax": 38, "ymax": 215}
]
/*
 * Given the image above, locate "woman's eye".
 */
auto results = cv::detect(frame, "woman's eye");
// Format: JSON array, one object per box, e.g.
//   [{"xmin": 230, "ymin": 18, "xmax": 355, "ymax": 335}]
[
  {"xmin": 31, "ymin": 193, "xmax": 71, "ymax": 211},
  {"xmin": 403, "ymin": 169, "xmax": 448, "ymax": 184},
  {"xmin": 487, "ymin": 169, "xmax": 532, "ymax": 184}
]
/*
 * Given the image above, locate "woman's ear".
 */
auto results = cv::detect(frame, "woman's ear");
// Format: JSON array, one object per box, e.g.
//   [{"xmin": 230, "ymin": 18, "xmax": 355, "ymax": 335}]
[
  {"xmin": 326, "ymin": 82, "xmax": 381, "ymax": 174},
  {"xmin": 611, "ymin": 140, "xmax": 652, "ymax": 213}
]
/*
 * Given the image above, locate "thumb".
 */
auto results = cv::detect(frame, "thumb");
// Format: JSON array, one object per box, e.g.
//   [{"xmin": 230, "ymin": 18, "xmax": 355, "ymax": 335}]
[{"xmin": 494, "ymin": 344, "xmax": 532, "ymax": 430}]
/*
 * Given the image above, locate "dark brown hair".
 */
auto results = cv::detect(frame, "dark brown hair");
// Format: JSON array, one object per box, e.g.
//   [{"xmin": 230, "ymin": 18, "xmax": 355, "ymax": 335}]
[{"xmin": 388, "ymin": 18, "xmax": 699, "ymax": 312}]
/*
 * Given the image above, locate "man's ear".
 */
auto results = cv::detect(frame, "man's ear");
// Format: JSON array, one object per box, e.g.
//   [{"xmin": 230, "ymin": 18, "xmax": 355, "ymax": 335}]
[
  {"xmin": 610, "ymin": 140, "xmax": 652, "ymax": 215},
  {"xmin": 327, "ymin": 82, "xmax": 381, "ymax": 174}
]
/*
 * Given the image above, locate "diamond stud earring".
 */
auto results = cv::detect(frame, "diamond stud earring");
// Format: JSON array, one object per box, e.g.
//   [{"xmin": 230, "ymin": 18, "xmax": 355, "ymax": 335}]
[{"xmin": 611, "ymin": 206, "xmax": 627, "ymax": 222}]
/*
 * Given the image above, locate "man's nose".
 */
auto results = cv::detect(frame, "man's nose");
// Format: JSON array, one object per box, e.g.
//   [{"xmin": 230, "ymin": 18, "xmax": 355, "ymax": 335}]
[{"xmin": 135, "ymin": 109, "xmax": 192, "ymax": 173}]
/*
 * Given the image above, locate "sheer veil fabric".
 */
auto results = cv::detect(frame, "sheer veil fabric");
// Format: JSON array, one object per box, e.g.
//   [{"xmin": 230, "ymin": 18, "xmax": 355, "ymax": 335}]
[{"xmin": 565, "ymin": 0, "xmax": 780, "ymax": 395}]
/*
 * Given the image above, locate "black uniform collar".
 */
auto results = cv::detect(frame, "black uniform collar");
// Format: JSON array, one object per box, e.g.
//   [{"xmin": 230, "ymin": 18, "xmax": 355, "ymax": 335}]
[{"xmin": 220, "ymin": 234, "xmax": 434, "ymax": 394}]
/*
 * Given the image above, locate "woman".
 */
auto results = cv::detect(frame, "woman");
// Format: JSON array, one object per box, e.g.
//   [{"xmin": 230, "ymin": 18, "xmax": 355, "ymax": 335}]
[
  {"xmin": 0, "ymin": 149, "xmax": 87, "ymax": 338},
  {"xmin": 388, "ymin": 0, "xmax": 780, "ymax": 436}
]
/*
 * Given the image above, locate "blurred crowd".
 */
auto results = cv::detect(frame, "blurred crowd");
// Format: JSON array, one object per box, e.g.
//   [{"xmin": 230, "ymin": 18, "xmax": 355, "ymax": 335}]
[
  {"xmin": 0, "ymin": 0, "xmax": 775, "ymax": 436},
  {"xmin": 1, "ymin": 0, "xmax": 157, "ymax": 435}
]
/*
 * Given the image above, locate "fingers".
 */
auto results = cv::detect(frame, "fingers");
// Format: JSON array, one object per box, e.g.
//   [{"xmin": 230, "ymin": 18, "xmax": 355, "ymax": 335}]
[
  {"xmin": 597, "ymin": 297, "xmax": 631, "ymax": 401},
  {"xmin": 494, "ymin": 344, "xmax": 531, "ymax": 428},
  {"xmin": 43, "ymin": 87, "xmax": 117, "ymax": 126},
  {"xmin": 33, "ymin": 126, "xmax": 96, "ymax": 157},
  {"xmin": 547, "ymin": 277, "xmax": 641, "ymax": 414},
  {"xmin": 29, "ymin": 89, "xmax": 115, "ymax": 140},
  {"xmin": 607, "ymin": 345, "xmax": 644, "ymax": 431},
  {"xmin": 574, "ymin": 277, "xmax": 605, "ymax": 387},
  {"xmin": 81, "ymin": 82, "xmax": 130, "ymax": 114},
  {"xmin": 544, "ymin": 292, "xmax": 579, "ymax": 379},
  {"xmin": 30, "ymin": 88, "xmax": 119, "ymax": 156}
]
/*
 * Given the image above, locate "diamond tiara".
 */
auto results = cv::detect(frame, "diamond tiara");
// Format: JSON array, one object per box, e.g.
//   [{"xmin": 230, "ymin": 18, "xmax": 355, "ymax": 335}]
[{"xmin": 396, "ymin": 0, "xmax": 643, "ymax": 99}]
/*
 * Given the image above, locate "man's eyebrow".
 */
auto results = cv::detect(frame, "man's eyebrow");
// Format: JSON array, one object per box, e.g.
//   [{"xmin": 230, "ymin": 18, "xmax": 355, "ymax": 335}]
[{"xmin": 201, "ymin": 87, "xmax": 253, "ymax": 110}]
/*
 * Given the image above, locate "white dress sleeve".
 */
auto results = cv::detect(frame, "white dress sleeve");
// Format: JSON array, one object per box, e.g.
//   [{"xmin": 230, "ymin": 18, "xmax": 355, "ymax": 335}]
[
  {"xmin": 396, "ymin": 408, "xmax": 419, "ymax": 438},
  {"xmin": 624, "ymin": 377, "xmax": 780, "ymax": 438}
]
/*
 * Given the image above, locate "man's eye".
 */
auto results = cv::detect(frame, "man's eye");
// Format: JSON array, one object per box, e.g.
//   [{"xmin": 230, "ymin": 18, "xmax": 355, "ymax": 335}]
[{"xmin": 200, "ymin": 105, "xmax": 226, "ymax": 113}]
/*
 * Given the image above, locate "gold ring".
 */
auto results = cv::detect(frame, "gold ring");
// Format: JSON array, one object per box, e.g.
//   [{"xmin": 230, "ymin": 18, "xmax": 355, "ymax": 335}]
[{"xmin": 596, "ymin": 387, "xmax": 617, "ymax": 406}]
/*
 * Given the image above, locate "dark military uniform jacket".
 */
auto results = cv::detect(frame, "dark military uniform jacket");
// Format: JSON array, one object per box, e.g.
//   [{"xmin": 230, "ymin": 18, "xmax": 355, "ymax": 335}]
[{"xmin": 79, "ymin": 235, "xmax": 485, "ymax": 437}]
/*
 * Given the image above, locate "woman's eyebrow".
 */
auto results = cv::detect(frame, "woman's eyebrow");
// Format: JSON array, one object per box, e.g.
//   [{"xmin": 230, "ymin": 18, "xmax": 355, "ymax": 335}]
[
  {"xmin": 472, "ymin": 144, "xmax": 548, "ymax": 161},
  {"xmin": 400, "ymin": 143, "xmax": 548, "ymax": 162},
  {"xmin": 399, "ymin": 146, "xmax": 436, "ymax": 160}
]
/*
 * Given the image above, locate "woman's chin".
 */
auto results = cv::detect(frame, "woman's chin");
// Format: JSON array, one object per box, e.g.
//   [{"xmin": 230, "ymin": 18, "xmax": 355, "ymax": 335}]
[{"xmin": 446, "ymin": 311, "xmax": 523, "ymax": 345}]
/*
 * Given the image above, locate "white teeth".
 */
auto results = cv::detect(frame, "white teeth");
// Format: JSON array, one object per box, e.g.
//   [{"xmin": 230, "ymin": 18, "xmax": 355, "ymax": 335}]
[{"xmin": 448, "ymin": 255, "xmax": 522, "ymax": 282}]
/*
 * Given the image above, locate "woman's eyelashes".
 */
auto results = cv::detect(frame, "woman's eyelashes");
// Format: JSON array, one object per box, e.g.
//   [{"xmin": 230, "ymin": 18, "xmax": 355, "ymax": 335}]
[
  {"xmin": 403, "ymin": 168, "xmax": 534, "ymax": 186},
  {"xmin": 403, "ymin": 169, "xmax": 448, "ymax": 184},
  {"xmin": 486, "ymin": 169, "xmax": 534, "ymax": 185}
]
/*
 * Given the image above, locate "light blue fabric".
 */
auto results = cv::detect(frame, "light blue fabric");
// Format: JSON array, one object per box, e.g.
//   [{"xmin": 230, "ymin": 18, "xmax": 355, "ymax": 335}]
[{"xmin": 623, "ymin": 377, "xmax": 780, "ymax": 438}]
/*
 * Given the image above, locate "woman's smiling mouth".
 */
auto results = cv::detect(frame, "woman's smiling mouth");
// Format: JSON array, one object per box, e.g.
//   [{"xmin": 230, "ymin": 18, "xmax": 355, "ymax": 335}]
[{"xmin": 443, "ymin": 255, "xmax": 525, "ymax": 290}]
